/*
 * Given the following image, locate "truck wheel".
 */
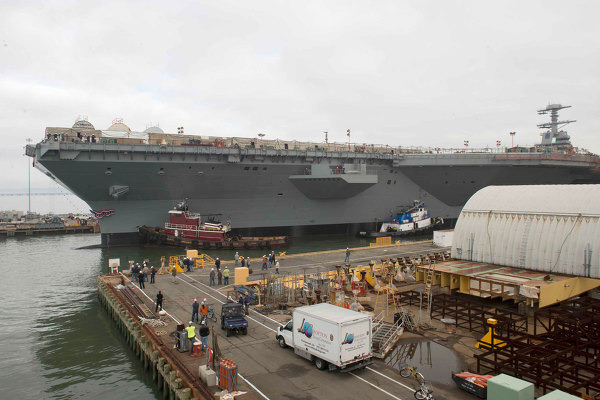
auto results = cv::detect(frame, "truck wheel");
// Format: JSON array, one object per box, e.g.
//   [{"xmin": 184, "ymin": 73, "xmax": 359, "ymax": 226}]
[
  {"xmin": 314, "ymin": 358, "xmax": 327, "ymax": 370},
  {"xmin": 242, "ymin": 327, "xmax": 248, "ymax": 335},
  {"xmin": 278, "ymin": 337, "xmax": 286, "ymax": 348},
  {"xmin": 226, "ymin": 329, "xmax": 230, "ymax": 337}
]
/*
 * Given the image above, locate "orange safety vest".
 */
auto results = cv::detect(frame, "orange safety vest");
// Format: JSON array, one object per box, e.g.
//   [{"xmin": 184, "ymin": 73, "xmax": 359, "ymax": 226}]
[{"xmin": 200, "ymin": 304, "xmax": 209, "ymax": 315}]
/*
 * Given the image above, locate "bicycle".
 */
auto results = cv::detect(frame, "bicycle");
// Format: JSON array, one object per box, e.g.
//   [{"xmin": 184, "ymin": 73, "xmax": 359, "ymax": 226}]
[
  {"xmin": 207, "ymin": 307, "xmax": 217, "ymax": 323},
  {"xmin": 399, "ymin": 364, "xmax": 435, "ymax": 400},
  {"xmin": 400, "ymin": 364, "xmax": 425, "ymax": 385}
]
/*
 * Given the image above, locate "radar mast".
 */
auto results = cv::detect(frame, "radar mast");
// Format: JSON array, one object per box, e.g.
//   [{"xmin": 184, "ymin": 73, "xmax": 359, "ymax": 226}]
[{"xmin": 537, "ymin": 104, "xmax": 575, "ymax": 149}]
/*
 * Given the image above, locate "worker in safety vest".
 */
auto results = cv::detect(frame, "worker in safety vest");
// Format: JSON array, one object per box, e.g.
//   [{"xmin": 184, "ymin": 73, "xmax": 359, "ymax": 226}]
[
  {"xmin": 186, "ymin": 322, "xmax": 196, "ymax": 354},
  {"xmin": 200, "ymin": 301, "xmax": 209, "ymax": 324},
  {"xmin": 223, "ymin": 267, "xmax": 230, "ymax": 285}
]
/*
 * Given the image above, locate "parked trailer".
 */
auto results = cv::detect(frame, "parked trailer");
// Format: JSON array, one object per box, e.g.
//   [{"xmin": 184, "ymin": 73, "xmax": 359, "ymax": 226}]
[{"xmin": 276, "ymin": 303, "xmax": 373, "ymax": 372}]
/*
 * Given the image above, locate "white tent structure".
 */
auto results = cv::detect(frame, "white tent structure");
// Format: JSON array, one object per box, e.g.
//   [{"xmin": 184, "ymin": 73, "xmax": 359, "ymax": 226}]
[{"xmin": 451, "ymin": 185, "xmax": 600, "ymax": 278}]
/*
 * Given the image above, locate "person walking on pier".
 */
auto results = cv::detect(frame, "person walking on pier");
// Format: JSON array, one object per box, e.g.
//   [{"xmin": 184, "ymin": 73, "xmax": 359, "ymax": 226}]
[
  {"xmin": 171, "ymin": 265, "xmax": 177, "ymax": 283},
  {"xmin": 217, "ymin": 269, "xmax": 223, "ymax": 285},
  {"xmin": 186, "ymin": 322, "xmax": 196, "ymax": 354},
  {"xmin": 244, "ymin": 292, "xmax": 251, "ymax": 315},
  {"xmin": 132, "ymin": 263, "xmax": 139, "ymax": 283},
  {"xmin": 150, "ymin": 266, "xmax": 156, "ymax": 284},
  {"xmin": 155, "ymin": 291, "xmax": 163, "ymax": 312},
  {"xmin": 262, "ymin": 255, "xmax": 268, "ymax": 270},
  {"xmin": 234, "ymin": 252, "xmax": 239, "ymax": 267},
  {"xmin": 199, "ymin": 321, "xmax": 210, "ymax": 352},
  {"xmin": 275, "ymin": 260, "xmax": 280, "ymax": 274},
  {"xmin": 272, "ymin": 251, "xmax": 277, "ymax": 267},
  {"xmin": 200, "ymin": 301, "xmax": 209, "ymax": 324},
  {"xmin": 191, "ymin": 299, "xmax": 199, "ymax": 323},
  {"xmin": 223, "ymin": 266, "xmax": 230, "ymax": 285},
  {"xmin": 138, "ymin": 271, "xmax": 145, "ymax": 289},
  {"xmin": 241, "ymin": 256, "xmax": 246, "ymax": 268},
  {"xmin": 268, "ymin": 252, "xmax": 274, "ymax": 267},
  {"xmin": 246, "ymin": 257, "xmax": 251, "ymax": 270},
  {"xmin": 142, "ymin": 264, "xmax": 149, "ymax": 282},
  {"xmin": 345, "ymin": 247, "xmax": 351, "ymax": 263},
  {"xmin": 209, "ymin": 268, "xmax": 215, "ymax": 286},
  {"xmin": 215, "ymin": 257, "xmax": 221, "ymax": 271}
]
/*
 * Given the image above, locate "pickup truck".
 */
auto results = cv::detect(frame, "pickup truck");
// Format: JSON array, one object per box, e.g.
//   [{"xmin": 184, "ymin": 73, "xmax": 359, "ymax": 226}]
[
  {"xmin": 276, "ymin": 303, "xmax": 373, "ymax": 372},
  {"xmin": 220, "ymin": 302, "xmax": 248, "ymax": 337}
]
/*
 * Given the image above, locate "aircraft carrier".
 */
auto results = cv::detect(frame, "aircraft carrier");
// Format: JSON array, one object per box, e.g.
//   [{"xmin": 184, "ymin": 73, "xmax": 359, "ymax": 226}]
[{"xmin": 26, "ymin": 104, "xmax": 600, "ymax": 246}]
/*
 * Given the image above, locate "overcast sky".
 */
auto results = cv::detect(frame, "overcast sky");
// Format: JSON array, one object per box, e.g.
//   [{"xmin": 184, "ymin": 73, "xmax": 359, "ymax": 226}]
[{"xmin": 1, "ymin": 0, "xmax": 599, "ymax": 190}]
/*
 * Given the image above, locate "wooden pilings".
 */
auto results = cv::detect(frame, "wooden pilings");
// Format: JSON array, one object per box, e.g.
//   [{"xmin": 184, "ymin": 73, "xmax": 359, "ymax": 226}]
[{"xmin": 97, "ymin": 277, "xmax": 207, "ymax": 400}]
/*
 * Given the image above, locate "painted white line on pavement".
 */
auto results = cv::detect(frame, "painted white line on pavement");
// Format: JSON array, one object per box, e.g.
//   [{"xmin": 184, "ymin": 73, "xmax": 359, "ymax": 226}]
[
  {"xmin": 119, "ymin": 273, "xmax": 181, "ymax": 324},
  {"xmin": 177, "ymin": 276, "xmax": 276, "ymax": 333},
  {"xmin": 238, "ymin": 373, "xmax": 271, "ymax": 400},
  {"xmin": 365, "ymin": 366, "xmax": 415, "ymax": 392},
  {"xmin": 349, "ymin": 372, "xmax": 405, "ymax": 400},
  {"xmin": 183, "ymin": 274, "xmax": 283, "ymax": 327}
]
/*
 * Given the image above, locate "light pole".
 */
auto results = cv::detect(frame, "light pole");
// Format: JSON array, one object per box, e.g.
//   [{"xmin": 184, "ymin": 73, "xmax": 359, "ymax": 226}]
[
  {"xmin": 464, "ymin": 140, "xmax": 469, "ymax": 152},
  {"xmin": 510, "ymin": 131, "xmax": 516, "ymax": 148},
  {"xmin": 26, "ymin": 138, "xmax": 32, "ymax": 214},
  {"xmin": 324, "ymin": 131, "xmax": 328, "ymax": 144},
  {"xmin": 496, "ymin": 140, "xmax": 501, "ymax": 152},
  {"xmin": 347, "ymin": 129, "xmax": 351, "ymax": 151}
]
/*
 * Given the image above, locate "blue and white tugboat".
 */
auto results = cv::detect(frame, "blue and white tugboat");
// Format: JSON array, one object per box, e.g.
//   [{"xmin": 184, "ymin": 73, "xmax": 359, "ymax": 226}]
[{"xmin": 359, "ymin": 201, "xmax": 442, "ymax": 237}]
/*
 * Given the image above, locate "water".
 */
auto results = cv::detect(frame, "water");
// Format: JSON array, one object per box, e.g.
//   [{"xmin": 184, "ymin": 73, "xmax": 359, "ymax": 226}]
[
  {"xmin": 384, "ymin": 338, "xmax": 465, "ymax": 386},
  {"xmin": 0, "ymin": 232, "xmax": 430, "ymax": 399}
]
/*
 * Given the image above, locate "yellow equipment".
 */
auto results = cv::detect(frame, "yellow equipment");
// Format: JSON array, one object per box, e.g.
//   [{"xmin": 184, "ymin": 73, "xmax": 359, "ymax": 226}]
[{"xmin": 476, "ymin": 318, "xmax": 506, "ymax": 349}]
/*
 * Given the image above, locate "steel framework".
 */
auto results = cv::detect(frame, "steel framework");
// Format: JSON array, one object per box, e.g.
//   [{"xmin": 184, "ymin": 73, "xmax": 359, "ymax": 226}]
[{"xmin": 475, "ymin": 297, "xmax": 600, "ymax": 397}]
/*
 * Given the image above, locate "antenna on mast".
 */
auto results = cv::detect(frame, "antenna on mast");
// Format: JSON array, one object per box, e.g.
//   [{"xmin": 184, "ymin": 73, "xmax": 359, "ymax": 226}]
[{"xmin": 537, "ymin": 104, "xmax": 575, "ymax": 148}]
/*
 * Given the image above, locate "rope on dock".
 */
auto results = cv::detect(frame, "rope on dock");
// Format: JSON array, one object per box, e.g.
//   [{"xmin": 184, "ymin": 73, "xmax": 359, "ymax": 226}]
[{"xmin": 139, "ymin": 316, "xmax": 168, "ymax": 327}]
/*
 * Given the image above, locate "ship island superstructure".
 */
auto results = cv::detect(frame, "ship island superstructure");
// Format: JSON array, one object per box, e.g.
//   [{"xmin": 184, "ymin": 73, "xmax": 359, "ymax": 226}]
[{"xmin": 26, "ymin": 106, "xmax": 600, "ymax": 246}]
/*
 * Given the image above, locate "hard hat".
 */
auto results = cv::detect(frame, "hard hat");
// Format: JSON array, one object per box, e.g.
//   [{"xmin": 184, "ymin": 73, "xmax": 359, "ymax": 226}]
[
  {"xmin": 201, "ymin": 320, "xmax": 206, "ymax": 325},
  {"xmin": 203, "ymin": 298, "xmax": 207, "ymax": 302},
  {"xmin": 189, "ymin": 321, "xmax": 193, "ymax": 325},
  {"xmin": 194, "ymin": 298, "xmax": 197, "ymax": 302}
]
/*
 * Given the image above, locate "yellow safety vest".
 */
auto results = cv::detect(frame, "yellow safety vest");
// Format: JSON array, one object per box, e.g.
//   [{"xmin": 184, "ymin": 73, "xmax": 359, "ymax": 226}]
[
  {"xmin": 186, "ymin": 326, "xmax": 195, "ymax": 338},
  {"xmin": 223, "ymin": 269, "xmax": 230, "ymax": 277}
]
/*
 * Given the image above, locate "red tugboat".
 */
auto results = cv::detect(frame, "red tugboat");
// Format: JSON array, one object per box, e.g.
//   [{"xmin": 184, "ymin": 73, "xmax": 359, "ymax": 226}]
[
  {"xmin": 165, "ymin": 202, "xmax": 230, "ymax": 242},
  {"xmin": 139, "ymin": 200, "xmax": 288, "ymax": 250}
]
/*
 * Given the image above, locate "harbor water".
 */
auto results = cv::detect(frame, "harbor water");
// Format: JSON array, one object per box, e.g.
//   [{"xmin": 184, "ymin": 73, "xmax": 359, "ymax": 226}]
[{"xmin": 0, "ymin": 231, "xmax": 430, "ymax": 399}]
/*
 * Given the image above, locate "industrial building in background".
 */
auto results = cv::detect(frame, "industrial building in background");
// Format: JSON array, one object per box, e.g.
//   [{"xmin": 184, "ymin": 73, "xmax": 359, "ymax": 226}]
[{"xmin": 425, "ymin": 185, "xmax": 600, "ymax": 308}]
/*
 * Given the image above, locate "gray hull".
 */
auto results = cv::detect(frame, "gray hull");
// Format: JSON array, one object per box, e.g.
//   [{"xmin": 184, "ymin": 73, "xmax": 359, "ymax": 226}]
[{"xmin": 32, "ymin": 141, "xmax": 600, "ymax": 245}]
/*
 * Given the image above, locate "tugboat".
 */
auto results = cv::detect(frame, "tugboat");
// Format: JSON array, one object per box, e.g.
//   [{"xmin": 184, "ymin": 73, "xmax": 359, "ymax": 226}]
[
  {"xmin": 139, "ymin": 200, "xmax": 288, "ymax": 250},
  {"xmin": 358, "ymin": 200, "xmax": 442, "ymax": 238}
]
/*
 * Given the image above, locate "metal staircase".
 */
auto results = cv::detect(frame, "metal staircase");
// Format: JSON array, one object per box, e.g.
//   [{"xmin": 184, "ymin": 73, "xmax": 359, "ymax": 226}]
[{"xmin": 372, "ymin": 313, "xmax": 405, "ymax": 358}]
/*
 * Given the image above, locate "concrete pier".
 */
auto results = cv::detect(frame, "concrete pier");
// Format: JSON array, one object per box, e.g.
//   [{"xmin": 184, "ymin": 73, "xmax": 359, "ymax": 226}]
[{"xmin": 99, "ymin": 241, "xmax": 469, "ymax": 400}]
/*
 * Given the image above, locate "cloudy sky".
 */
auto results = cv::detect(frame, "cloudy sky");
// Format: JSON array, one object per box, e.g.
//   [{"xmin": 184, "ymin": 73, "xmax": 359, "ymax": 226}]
[{"xmin": 1, "ymin": 0, "xmax": 599, "ymax": 190}]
